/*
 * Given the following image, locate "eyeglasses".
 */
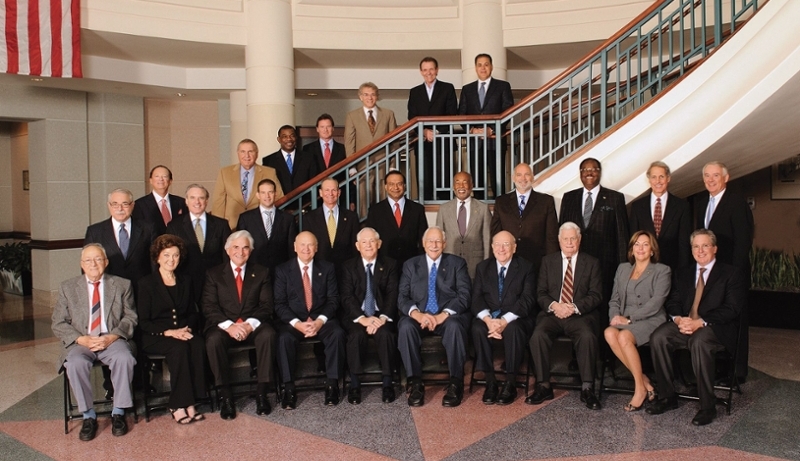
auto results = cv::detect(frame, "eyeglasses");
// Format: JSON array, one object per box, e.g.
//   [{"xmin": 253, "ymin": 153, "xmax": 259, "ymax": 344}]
[
  {"xmin": 109, "ymin": 202, "xmax": 132, "ymax": 208},
  {"xmin": 82, "ymin": 257, "xmax": 106, "ymax": 264},
  {"xmin": 580, "ymin": 168, "xmax": 601, "ymax": 173},
  {"xmin": 491, "ymin": 242, "xmax": 512, "ymax": 248},
  {"xmin": 691, "ymin": 244, "xmax": 714, "ymax": 250}
]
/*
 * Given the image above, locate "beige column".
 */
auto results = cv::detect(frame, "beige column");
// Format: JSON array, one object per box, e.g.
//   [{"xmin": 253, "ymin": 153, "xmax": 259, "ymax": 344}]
[
  {"xmin": 246, "ymin": 0, "xmax": 295, "ymax": 160},
  {"xmin": 461, "ymin": 0, "xmax": 506, "ymax": 83},
  {"xmin": 229, "ymin": 91, "xmax": 248, "ymax": 163}
]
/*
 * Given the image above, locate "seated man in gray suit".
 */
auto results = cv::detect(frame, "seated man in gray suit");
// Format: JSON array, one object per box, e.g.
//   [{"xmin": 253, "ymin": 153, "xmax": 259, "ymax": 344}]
[
  {"xmin": 51, "ymin": 243, "xmax": 138, "ymax": 441},
  {"xmin": 526, "ymin": 222, "xmax": 603, "ymax": 410},
  {"xmin": 398, "ymin": 226, "xmax": 471, "ymax": 407}
]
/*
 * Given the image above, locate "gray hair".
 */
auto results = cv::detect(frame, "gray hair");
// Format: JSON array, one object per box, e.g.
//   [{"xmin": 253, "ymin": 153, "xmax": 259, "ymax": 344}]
[
  {"xmin": 107, "ymin": 188, "xmax": 133, "ymax": 203},
  {"xmin": 690, "ymin": 228, "xmax": 717, "ymax": 246},
  {"xmin": 225, "ymin": 230, "xmax": 255, "ymax": 250},
  {"xmin": 185, "ymin": 183, "xmax": 210, "ymax": 199},
  {"xmin": 357, "ymin": 227, "xmax": 381, "ymax": 241},
  {"xmin": 423, "ymin": 225, "xmax": 446, "ymax": 243},
  {"xmin": 702, "ymin": 161, "xmax": 729, "ymax": 177},
  {"xmin": 558, "ymin": 221, "xmax": 582, "ymax": 237},
  {"xmin": 81, "ymin": 243, "xmax": 108, "ymax": 259}
]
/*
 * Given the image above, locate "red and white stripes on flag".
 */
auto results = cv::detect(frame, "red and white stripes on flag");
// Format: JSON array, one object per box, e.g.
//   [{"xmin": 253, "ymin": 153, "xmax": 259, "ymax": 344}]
[{"xmin": 1, "ymin": 0, "xmax": 81, "ymax": 77}]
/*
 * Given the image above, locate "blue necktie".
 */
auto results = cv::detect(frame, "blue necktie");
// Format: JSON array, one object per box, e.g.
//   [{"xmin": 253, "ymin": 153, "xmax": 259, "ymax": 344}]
[
  {"xmin": 286, "ymin": 154, "xmax": 294, "ymax": 174},
  {"xmin": 479, "ymin": 81, "xmax": 486, "ymax": 108},
  {"xmin": 492, "ymin": 266, "xmax": 505, "ymax": 319},
  {"xmin": 241, "ymin": 170, "xmax": 249, "ymax": 203},
  {"xmin": 425, "ymin": 263, "xmax": 438, "ymax": 314},
  {"xmin": 519, "ymin": 195, "xmax": 526, "ymax": 217},
  {"xmin": 118, "ymin": 223, "xmax": 129, "ymax": 259},
  {"xmin": 705, "ymin": 195, "xmax": 715, "ymax": 228},
  {"xmin": 364, "ymin": 263, "xmax": 376, "ymax": 317}
]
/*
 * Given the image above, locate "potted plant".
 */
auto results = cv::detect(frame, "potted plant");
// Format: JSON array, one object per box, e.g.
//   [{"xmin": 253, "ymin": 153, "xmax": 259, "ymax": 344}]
[
  {"xmin": 748, "ymin": 247, "xmax": 800, "ymax": 330},
  {"xmin": 0, "ymin": 241, "xmax": 32, "ymax": 296}
]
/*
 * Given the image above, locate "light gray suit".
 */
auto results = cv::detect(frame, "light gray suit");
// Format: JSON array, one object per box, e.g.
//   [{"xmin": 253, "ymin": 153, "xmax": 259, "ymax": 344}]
[
  {"xmin": 436, "ymin": 197, "xmax": 492, "ymax": 278},
  {"xmin": 51, "ymin": 274, "xmax": 138, "ymax": 411},
  {"xmin": 607, "ymin": 262, "xmax": 670, "ymax": 344}
]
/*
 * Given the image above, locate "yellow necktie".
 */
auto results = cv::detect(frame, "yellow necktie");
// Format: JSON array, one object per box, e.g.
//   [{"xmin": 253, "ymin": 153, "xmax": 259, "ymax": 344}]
[{"xmin": 327, "ymin": 211, "xmax": 336, "ymax": 246}]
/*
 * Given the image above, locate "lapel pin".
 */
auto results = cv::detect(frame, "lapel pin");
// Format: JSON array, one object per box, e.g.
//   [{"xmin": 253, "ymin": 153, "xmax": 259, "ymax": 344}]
[{"xmin": 318, "ymin": 272, "xmax": 322, "ymax": 277}]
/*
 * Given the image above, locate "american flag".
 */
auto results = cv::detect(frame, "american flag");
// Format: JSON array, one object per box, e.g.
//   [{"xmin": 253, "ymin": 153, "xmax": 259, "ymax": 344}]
[{"xmin": 1, "ymin": 0, "xmax": 81, "ymax": 77}]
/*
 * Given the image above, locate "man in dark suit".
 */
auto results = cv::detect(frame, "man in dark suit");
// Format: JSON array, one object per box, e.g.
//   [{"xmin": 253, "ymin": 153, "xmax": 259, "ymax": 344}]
[
  {"xmin": 471, "ymin": 231, "xmax": 536, "ymax": 405},
  {"xmin": 526, "ymin": 222, "xmax": 603, "ymax": 410},
  {"xmin": 132, "ymin": 165, "xmax": 188, "ymax": 236},
  {"xmin": 165, "ymin": 184, "xmax": 231, "ymax": 303},
  {"xmin": 694, "ymin": 160, "xmax": 753, "ymax": 381},
  {"xmin": 559, "ymin": 157, "xmax": 629, "ymax": 320},
  {"xmin": 273, "ymin": 231, "xmax": 346, "ymax": 409},
  {"xmin": 407, "ymin": 56, "xmax": 458, "ymax": 201},
  {"xmin": 302, "ymin": 177, "xmax": 359, "ymax": 269},
  {"xmin": 202, "ymin": 230, "xmax": 276, "ymax": 419},
  {"xmin": 262, "ymin": 125, "xmax": 317, "ymax": 196},
  {"xmin": 236, "ymin": 178, "xmax": 297, "ymax": 271},
  {"xmin": 458, "ymin": 53, "xmax": 514, "ymax": 199},
  {"xmin": 339, "ymin": 227, "xmax": 399, "ymax": 404},
  {"xmin": 629, "ymin": 161, "xmax": 692, "ymax": 271},
  {"xmin": 366, "ymin": 170, "xmax": 428, "ymax": 267},
  {"xmin": 51, "ymin": 243, "xmax": 137, "ymax": 441},
  {"xmin": 647, "ymin": 229, "xmax": 746, "ymax": 426},
  {"xmin": 398, "ymin": 226, "xmax": 472, "ymax": 407},
  {"xmin": 491, "ymin": 163, "xmax": 559, "ymax": 273},
  {"xmin": 303, "ymin": 114, "xmax": 355, "ymax": 210}
]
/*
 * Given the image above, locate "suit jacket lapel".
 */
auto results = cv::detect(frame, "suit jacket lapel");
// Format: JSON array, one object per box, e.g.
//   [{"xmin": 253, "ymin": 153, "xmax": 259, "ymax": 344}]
[
  {"xmin": 102, "ymin": 275, "xmax": 115, "ymax": 324},
  {"xmin": 587, "ymin": 188, "xmax": 608, "ymax": 228},
  {"xmin": 660, "ymin": 193, "xmax": 678, "ymax": 233},
  {"xmin": 223, "ymin": 265, "xmax": 242, "ymax": 312},
  {"xmin": 465, "ymin": 200, "xmax": 481, "ymax": 237},
  {"xmin": 500, "ymin": 258, "xmax": 520, "ymax": 302},
  {"xmin": 521, "ymin": 192, "xmax": 537, "ymax": 218}
]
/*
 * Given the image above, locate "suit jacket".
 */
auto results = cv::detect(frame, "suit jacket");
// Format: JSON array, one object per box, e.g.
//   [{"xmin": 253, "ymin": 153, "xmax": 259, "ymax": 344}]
[
  {"xmin": 132, "ymin": 192, "xmax": 188, "ymax": 236},
  {"xmin": 303, "ymin": 206, "xmax": 359, "ymax": 268},
  {"xmin": 339, "ymin": 255, "xmax": 399, "ymax": 323},
  {"xmin": 165, "ymin": 212, "xmax": 231, "ymax": 302},
  {"xmin": 457, "ymin": 78, "xmax": 514, "ymax": 117},
  {"xmin": 559, "ymin": 186, "xmax": 630, "ymax": 278},
  {"xmin": 398, "ymin": 253, "xmax": 471, "ymax": 317},
  {"xmin": 629, "ymin": 192, "xmax": 692, "ymax": 270},
  {"xmin": 407, "ymin": 80, "xmax": 458, "ymax": 133},
  {"xmin": 471, "ymin": 256, "xmax": 536, "ymax": 319},
  {"xmin": 51, "ymin": 274, "xmax": 137, "ymax": 370},
  {"xmin": 84, "ymin": 218, "xmax": 155, "ymax": 286},
  {"xmin": 537, "ymin": 251, "xmax": 603, "ymax": 317},
  {"xmin": 436, "ymin": 198, "xmax": 492, "ymax": 278},
  {"xmin": 235, "ymin": 207, "xmax": 297, "ymax": 271},
  {"xmin": 201, "ymin": 262, "xmax": 273, "ymax": 334},
  {"xmin": 344, "ymin": 106, "xmax": 398, "ymax": 155},
  {"xmin": 607, "ymin": 262, "xmax": 671, "ymax": 322},
  {"xmin": 694, "ymin": 190, "xmax": 754, "ymax": 278},
  {"xmin": 211, "ymin": 164, "xmax": 284, "ymax": 230},
  {"xmin": 366, "ymin": 198, "xmax": 427, "ymax": 266},
  {"xmin": 490, "ymin": 190, "xmax": 559, "ymax": 273},
  {"xmin": 262, "ymin": 149, "xmax": 317, "ymax": 195},
  {"xmin": 136, "ymin": 272, "xmax": 198, "ymax": 336},
  {"xmin": 273, "ymin": 258, "xmax": 339, "ymax": 324},
  {"xmin": 665, "ymin": 261, "xmax": 745, "ymax": 353},
  {"xmin": 304, "ymin": 138, "xmax": 347, "ymax": 175}
]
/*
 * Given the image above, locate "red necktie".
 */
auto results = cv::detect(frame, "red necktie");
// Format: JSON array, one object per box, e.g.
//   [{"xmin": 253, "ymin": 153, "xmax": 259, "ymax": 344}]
[
  {"xmin": 653, "ymin": 197, "xmax": 663, "ymax": 237},
  {"xmin": 323, "ymin": 142, "xmax": 331, "ymax": 168},
  {"xmin": 560, "ymin": 256, "xmax": 574, "ymax": 304},
  {"xmin": 394, "ymin": 203, "xmax": 402, "ymax": 227},
  {"xmin": 235, "ymin": 267, "xmax": 243, "ymax": 303},
  {"xmin": 160, "ymin": 198, "xmax": 171, "ymax": 226},
  {"xmin": 302, "ymin": 266, "xmax": 312, "ymax": 312},
  {"xmin": 89, "ymin": 281, "xmax": 101, "ymax": 335}
]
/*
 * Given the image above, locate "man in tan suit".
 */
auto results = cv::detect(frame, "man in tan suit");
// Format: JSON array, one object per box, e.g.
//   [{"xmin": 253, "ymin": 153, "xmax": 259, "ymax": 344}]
[
  {"xmin": 344, "ymin": 82, "xmax": 398, "ymax": 155},
  {"xmin": 211, "ymin": 138, "xmax": 284, "ymax": 229},
  {"xmin": 436, "ymin": 171, "xmax": 491, "ymax": 279}
]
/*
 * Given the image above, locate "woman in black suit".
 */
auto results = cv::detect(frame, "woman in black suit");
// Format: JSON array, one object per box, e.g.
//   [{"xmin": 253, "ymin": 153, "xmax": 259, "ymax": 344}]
[{"xmin": 138, "ymin": 234, "xmax": 207, "ymax": 424}]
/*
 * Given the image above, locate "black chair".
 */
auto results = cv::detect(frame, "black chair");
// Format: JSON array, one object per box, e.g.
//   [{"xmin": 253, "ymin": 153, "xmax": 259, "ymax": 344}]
[
  {"xmin": 62, "ymin": 360, "xmax": 138, "ymax": 434},
  {"xmin": 414, "ymin": 335, "xmax": 454, "ymax": 388},
  {"xmin": 343, "ymin": 336, "xmax": 401, "ymax": 391},
  {"xmin": 468, "ymin": 339, "xmax": 532, "ymax": 396},
  {"xmin": 211, "ymin": 345, "xmax": 280, "ymax": 404},
  {"xmin": 276, "ymin": 337, "xmax": 334, "ymax": 393},
  {"xmin": 598, "ymin": 343, "xmax": 653, "ymax": 398},
  {"xmin": 547, "ymin": 335, "xmax": 587, "ymax": 391}
]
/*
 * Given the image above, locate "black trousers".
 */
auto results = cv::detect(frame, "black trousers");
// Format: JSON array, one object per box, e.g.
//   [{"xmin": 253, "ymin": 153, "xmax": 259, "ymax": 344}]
[
  {"xmin": 530, "ymin": 312, "xmax": 598, "ymax": 384},
  {"xmin": 342, "ymin": 319, "xmax": 397, "ymax": 378},
  {"xmin": 276, "ymin": 319, "xmax": 346, "ymax": 383},
  {"xmin": 142, "ymin": 334, "xmax": 207, "ymax": 409},
  {"xmin": 397, "ymin": 313, "xmax": 470, "ymax": 379},
  {"xmin": 206, "ymin": 323, "xmax": 275, "ymax": 388},
  {"xmin": 471, "ymin": 316, "xmax": 534, "ymax": 378}
]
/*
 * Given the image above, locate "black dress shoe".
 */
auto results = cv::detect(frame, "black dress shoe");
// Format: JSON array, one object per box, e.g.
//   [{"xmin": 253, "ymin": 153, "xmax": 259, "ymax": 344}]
[
  {"xmin": 646, "ymin": 395, "xmax": 679, "ymax": 415},
  {"xmin": 497, "ymin": 381, "xmax": 518, "ymax": 405},
  {"xmin": 281, "ymin": 389, "xmax": 297, "ymax": 410},
  {"xmin": 407, "ymin": 382, "xmax": 425, "ymax": 407},
  {"xmin": 347, "ymin": 387, "xmax": 361, "ymax": 405},
  {"xmin": 256, "ymin": 394, "xmax": 271, "ymax": 416},
  {"xmin": 325, "ymin": 383, "xmax": 340, "ymax": 406},
  {"xmin": 382, "ymin": 386, "xmax": 396, "ymax": 403},
  {"xmin": 692, "ymin": 408, "xmax": 717, "ymax": 426},
  {"xmin": 219, "ymin": 397, "xmax": 237, "ymax": 420},
  {"xmin": 111, "ymin": 414, "xmax": 128, "ymax": 436},
  {"xmin": 442, "ymin": 384, "xmax": 463, "ymax": 407},
  {"xmin": 525, "ymin": 384, "xmax": 554, "ymax": 405},
  {"xmin": 580, "ymin": 388, "xmax": 602, "ymax": 410},
  {"xmin": 482, "ymin": 381, "xmax": 499, "ymax": 405},
  {"xmin": 78, "ymin": 418, "xmax": 98, "ymax": 441}
]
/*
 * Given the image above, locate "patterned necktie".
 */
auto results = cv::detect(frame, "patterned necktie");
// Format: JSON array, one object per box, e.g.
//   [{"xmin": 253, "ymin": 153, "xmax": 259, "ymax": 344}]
[
  {"xmin": 394, "ymin": 202, "xmax": 402, "ymax": 227},
  {"xmin": 653, "ymin": 197, "xmax": 663, "ymax": 237},
  {"xmin": 425, "ymin": 263, "xmax": 438, "ymax": 314},
  {"xmin": 89, "ymin": 281, "xmax": 101, "ymax": 336},
  {"xmin": 118, "ymin": 223, "xmax": 129, "ymax": 258},
  {"xmin": 327, "ymin": 210, "xmax": 336, "ymax": 246},
  {"xmin": 368, "ymin": 110, "xmax": 376, "ymax": 135},
  {"xmin": 583, "ymin": 191, "xmax": 593, "ymax": 227},
  {"xmin": 263, "ymin": 210, "xmax": 273, "ymax": 239},
  {"xmin": 160, "ymin": 198, "xmax": 171, "ymax": 226},
  {"xmin": 479, "ymin": 81, "xmax": 486, "ymax": 108},
  {"xmin": 560, "ymin": 256, "xmax": 574, "ymax": 304},
  {"xmin": 286, "ymin": 154, "xmax": 294, "ymax": 175},
  {"xmin": 194, "ymin": 218, "xmax": 205, "ymax": 252},
  {"xmin": 235, "ymin": 267, "xmax": 243, "ymax": 303},
  {"xmin": 241, "ymin": 170, "xmax": 249, "ymax": 203},
  {"xmin": 705, "ymin": 196, "xmax": 715, "ymax": 228},
  {"xmin": 323, "ymin": 142, "xmax": 331, "ymax": 168},
  {"xmin": 302, "ymin": 265, "xmax": 312, "ymax": 312},
  {"xmin": 492, "ymin": 266, "xmax": 505, "ymax": 318},
  {"xmin": 364, "ymin": 263, "xmax": 376, "ymax": 317},
  {"xmin": 519, "ymin": 195, "xmax": 526, "ymax": 217},
  {"xmin": 689, "ymin": 267, "xmax": 706, "ymax": 320},
  {"xmin": 457, "ymin": 201, "xmax": 467, "ymax": 237}
]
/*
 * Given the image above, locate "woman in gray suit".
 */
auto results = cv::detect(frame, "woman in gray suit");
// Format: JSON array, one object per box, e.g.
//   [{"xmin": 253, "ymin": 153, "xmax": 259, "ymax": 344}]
[{"xmin": 605, "ymin": 230, "xmax": 670, "ymax": 411}]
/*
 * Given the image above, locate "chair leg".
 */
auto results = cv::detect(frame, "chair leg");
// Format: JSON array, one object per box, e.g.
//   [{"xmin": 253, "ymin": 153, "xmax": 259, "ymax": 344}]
[{"xmin": 63, "ymin": 371, "xmax": 70, "ymax": 435}]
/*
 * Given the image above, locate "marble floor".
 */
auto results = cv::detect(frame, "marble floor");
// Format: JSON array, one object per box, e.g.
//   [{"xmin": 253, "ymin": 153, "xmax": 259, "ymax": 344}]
[{"xmin": 1, "ymin": 292, "xmax": 798, "ymax": 461}]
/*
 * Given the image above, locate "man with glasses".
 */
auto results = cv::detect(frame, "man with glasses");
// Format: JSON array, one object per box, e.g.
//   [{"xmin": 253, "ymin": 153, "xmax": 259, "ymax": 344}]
[{"xmin": 344, "ymin": 82, "xmax": 397, "ymax": 156}]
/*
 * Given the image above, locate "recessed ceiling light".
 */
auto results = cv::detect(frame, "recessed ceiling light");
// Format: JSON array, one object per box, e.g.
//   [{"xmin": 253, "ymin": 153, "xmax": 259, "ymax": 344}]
[
  {"xmin": 307, "ymin": 92, "xmax": 318, "ymax": 97},
  {"xmin": 30, "ymin": 77, "xmax": 43, "ymax": 82}
]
